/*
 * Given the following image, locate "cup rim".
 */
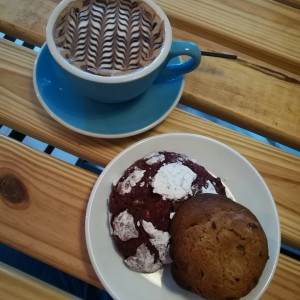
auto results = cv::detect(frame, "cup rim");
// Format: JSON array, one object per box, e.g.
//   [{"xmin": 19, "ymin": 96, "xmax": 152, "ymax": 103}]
[{"xmin": 46, "ymin": 0, "xmax": 172, "ymax": 83}]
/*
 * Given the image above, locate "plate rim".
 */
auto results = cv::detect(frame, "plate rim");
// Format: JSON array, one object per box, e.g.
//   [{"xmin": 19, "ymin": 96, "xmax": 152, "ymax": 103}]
[{"xmin": 33, "ymin": 43, "xmax": 185, "ymax": 139}]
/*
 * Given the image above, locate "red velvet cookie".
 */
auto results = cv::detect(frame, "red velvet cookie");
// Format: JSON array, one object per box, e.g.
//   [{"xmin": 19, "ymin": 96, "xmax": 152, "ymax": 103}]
[{"xmin": 108, "ymin": 151, "xmax": 226, "ymax": 273}]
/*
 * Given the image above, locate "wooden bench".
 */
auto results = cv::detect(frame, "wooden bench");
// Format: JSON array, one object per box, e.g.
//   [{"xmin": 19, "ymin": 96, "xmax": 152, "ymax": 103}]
[
  {"xmin": 0, "ymin": 0, "xmax": 299, "ymax": 299},
  {"xmin": 0, "ymin": 262, "xmax": 76, "ymax": 300}
]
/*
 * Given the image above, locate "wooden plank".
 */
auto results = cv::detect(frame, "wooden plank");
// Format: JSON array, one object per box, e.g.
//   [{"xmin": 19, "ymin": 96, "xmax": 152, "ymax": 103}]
[
  {"xmin": 273, "ymin": 0, "xmax": 300, "ymax": 10},
  {"xmin": 262, "ymin": 255, "xmax": 300, "ymax": 300},
  {"xmin": 0, "ymin": 135, "xmax": 101, "ymax": 288},
  {"xmin": 0, "ymin": 1, "xmax": 299, "ymax": 149},
  {"xmin": 156, "ymin": 0, "xmax": 300, "ymax": 74},
  {"xmin": 174, "ymin": 28, "xmax": 300, "ymax": 150},
  {"xmin": 0, "ymin": 262, "xmax": 76, "ymax": 300},
  {"xmin": 0, "ymin": 135, "xmax": 299, "ymax": 299},
  {"xmin": 0, "ymin": 37, "xmax": 299, "ymax": 152},
  {"xmin": 0, "ymin": 0, "xmax": 299, "ymax": 73},
  {"xmin": 0, "ymin": 0, "xmax": 54, "ymax": 47},
  {"xmin": 0, "ymin": 40, "xmax": 300, "ymax": 249}
]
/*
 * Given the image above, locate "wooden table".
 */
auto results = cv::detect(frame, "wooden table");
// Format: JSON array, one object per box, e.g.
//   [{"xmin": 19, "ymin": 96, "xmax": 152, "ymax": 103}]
[{"xmin": 0, "ymin": 0, "xmax": 299, "ymax": 299}]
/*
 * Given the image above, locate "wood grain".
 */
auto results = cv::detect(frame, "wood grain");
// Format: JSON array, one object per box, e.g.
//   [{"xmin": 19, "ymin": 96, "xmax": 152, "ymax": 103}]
[
  {"xmin": 0, "ymin": 40, "xmax": 300, "ymax": 249},
  {"xmin": 262, "ymin": 255, "xmax": 300, "ymax": 300},
  {"xmin": 0, "ymin": 1, "xmax": 299, "ymax": 298},
  {"xmin": 0, "ymin": 0, "xmax": 55, "ymax": 47},
  {"xmin": 1, "ymin": 0, "xmax": 299, "ymax": 73},
  {"xmin": 156, "ymin": 0, "xmax": 300, "ymax": 73},
  {"xmin": 0, "ymin": 135, "xmax": 101, "ymax": 288},
  {"xmin": 0, "ymin": 135, "xmax": 299, "ymax": 299},
  {"xmin": 0, "ymin": 1, "xmax": 299, "ymax": 148},
  {"xmin": 177, "ymin": 28, "xmax": 300, "ymax": 150},
  {"xmin": 0, "ymin": 263, "xmax": 75, "ymax": 300},
  {"xmin": 1, "ymin": 36, "xmax": 299, "ymax": 152},
  {"xmin": 273, "ymin": 0, "xmax": 300, "ymax": 10}
]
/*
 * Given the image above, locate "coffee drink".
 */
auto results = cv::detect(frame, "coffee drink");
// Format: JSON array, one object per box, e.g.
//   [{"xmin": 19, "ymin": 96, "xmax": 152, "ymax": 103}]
[
  {"xmin": 53, "ymin": 0, "xmax": 165, "ymax": 76},
  {"xmin": 47, "ymin": 0, "xmax": 200, "ymax": 103}
]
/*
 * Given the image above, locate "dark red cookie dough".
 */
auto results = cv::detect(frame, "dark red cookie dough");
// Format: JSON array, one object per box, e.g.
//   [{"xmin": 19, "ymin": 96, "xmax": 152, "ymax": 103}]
[{"xmin": 108, "ymin": 151, "xmax": 226, "ymax": 273}]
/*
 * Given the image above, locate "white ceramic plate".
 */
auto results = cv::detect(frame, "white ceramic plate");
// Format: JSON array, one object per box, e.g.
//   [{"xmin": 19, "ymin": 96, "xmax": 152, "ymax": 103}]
[{"xmin": 85, "ymin": 133, "xmax": 280, "ymax": 300}]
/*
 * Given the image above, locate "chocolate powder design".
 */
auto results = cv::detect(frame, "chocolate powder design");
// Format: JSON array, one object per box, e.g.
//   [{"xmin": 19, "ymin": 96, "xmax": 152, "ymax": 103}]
[{"xmin": 54, "ymin": 0, "xmax": 165, "ymax": 76}]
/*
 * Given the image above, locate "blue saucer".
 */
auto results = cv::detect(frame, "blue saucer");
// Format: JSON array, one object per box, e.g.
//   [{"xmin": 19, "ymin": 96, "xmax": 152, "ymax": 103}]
[{"xmin": 33, "ymin": 44, "xmax": 184, "ymax": 138}]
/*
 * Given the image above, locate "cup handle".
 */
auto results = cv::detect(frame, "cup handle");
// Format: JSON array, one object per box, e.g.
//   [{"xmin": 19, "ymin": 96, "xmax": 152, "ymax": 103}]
[{"xmin": 158, "ymin": 41, "xmax": 201, "ymax": 79}]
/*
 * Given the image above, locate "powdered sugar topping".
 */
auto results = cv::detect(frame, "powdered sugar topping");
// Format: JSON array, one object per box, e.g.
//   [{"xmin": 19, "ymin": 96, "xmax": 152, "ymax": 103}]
[
  {"xmin": 144, "ymin": 151, "xmax": 160, "ymax": 159},
  {"xmin": 112, "ymin": 210, "xmax": 139, "ymax": 241},
  {"xmin": 151, "ymin": 162, "xmax": 197, "ymax": 200},
  {"xmin": 142, "ymin": 221, "xmax": 172, "ymax": 264},
  {"xmin": 170, "ymin": 212, "xmax": 175, "ymax": 219},
  {"xmin": 145, "ymin": 151, "xmax": 165, "ymax": 165},
  {"xmin": 117, "ymin": 167, "xmax": 145, "ymax": 195},
  {"xmin": 124, "ymin": 244, "xmax": 162, "ymax": 273},
  {"xmin": 201, "ymin": 180, "xmax": 217, "ymax": 194}
]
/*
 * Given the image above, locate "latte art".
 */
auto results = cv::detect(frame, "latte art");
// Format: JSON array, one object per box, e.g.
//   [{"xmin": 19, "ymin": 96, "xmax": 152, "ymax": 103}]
[{"xmin": 54, "ymin": 0, "xmax": 165, "ymax": 76}]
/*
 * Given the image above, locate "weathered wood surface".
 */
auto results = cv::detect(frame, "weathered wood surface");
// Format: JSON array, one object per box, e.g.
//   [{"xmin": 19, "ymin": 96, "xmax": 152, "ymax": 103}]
[
  {"xmin": 0, "ymin": 0, "xmax": 300, "ymax": 298},
  {"xmin": 157, "ymin": 0, "xmax": 300, "ymax": 73},
  {"xmin": 0, "ymin": 135, "xmax": 299, "ymax": 299},
  {"xmin": 262, "ymin": 254, "xmax": 300, "ymax": 300},
  {"xmin": 0, "ymin": 0, "xmax": 299, "ymax": 149},
  {"xmin": 1, "ymin": 0, "xmax": 299, "ymax": 72},
  {"xmin": 1, "ymin": 39, "xmax": 300, "ymax": 249},
  {"xmin": 0, "ymin": 263, "xmax": 75, "ymax": 300}
]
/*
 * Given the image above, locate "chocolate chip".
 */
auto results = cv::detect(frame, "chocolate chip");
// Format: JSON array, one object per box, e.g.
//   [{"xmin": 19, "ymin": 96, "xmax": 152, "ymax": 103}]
[
  {"xmin": 248, "ymin": 222, "xmax": 258, "ymax": 230},
  {"xmin": 237, "ymin": 245, "xmax": 245, "ymax": 255},
  {"xmin": 252, "ymin": 277, "xmax": 259, "ymax": 285},
  {"xmin": 197, "ymin": 269, "xmax": 204, "ymax": 279},
  {"xmin": 211, "ymin": 221, "xmax": 217, "ymax": 229}
]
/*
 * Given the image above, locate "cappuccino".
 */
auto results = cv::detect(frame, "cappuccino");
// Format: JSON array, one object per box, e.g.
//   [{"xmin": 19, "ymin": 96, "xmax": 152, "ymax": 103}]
[{"xmin": 53, "ymin": 0, "xmax": 165, "ymax": 76}]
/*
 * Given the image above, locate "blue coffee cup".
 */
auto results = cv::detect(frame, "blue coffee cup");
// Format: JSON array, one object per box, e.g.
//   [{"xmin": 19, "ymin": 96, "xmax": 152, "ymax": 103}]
[{"xmin": 46, "ymin": 0, "xmax": 201, "ymax": 104}]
